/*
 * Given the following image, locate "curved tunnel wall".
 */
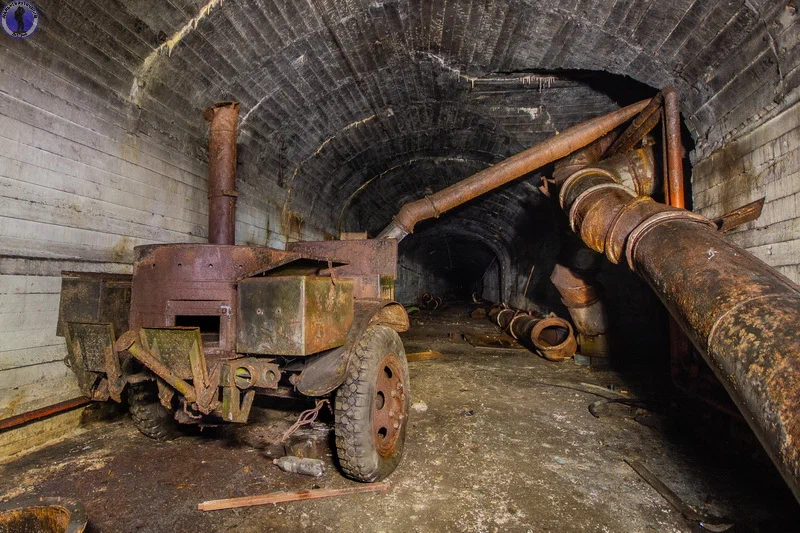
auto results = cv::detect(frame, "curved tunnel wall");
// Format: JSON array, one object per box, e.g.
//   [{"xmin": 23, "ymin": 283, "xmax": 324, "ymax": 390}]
[{"xmin": 0, "ymin": 0, "xmax": 798, "ymax": 450}]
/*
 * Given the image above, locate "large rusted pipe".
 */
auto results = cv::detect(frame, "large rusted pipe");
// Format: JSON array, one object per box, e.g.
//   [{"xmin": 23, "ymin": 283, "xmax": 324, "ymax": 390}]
[
  {"xmin": 204, "ymin": 102, "xmax": 240, "ymax": 245},
  {"xmin": 550, "ymin": 261, "xmax": 610, "ymax": 360},
  {"xmin": 559, "ymin": 164, "xmax": 800, "ymax": 502},
  {"xmin": 378, "ymin": 99, "xmax": 652, "ymax": 241},
  {"xmin": 531, "ymin": 317, "xmax": 577, "ymax": 362}
]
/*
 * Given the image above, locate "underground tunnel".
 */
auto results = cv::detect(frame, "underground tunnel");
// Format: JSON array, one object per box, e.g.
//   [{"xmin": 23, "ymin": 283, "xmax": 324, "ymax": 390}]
[{"xmin": 1, "ymin": 0, "xmax": 799, "ymax": 531}]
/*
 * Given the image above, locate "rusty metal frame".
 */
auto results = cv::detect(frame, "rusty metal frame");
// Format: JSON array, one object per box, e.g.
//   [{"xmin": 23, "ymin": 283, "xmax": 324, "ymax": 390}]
[
  {"xmin": 65, "ymin": 322, "xmax": 125, "ymax": 402},
  {"xmin": 115, "ymin": 329, "xmax": 221, "ymax": 415}
]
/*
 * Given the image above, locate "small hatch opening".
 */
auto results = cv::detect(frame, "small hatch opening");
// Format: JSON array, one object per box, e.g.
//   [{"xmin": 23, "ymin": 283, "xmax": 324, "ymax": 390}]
[{"xmin": 175, "ymin": 315, "xmax": 221, "ymax": 345}]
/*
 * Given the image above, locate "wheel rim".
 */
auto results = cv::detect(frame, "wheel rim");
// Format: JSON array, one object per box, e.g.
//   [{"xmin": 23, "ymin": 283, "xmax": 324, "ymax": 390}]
[{"xmin": 372, "ymin": 353, "xmax": 405, "ymax": 457}]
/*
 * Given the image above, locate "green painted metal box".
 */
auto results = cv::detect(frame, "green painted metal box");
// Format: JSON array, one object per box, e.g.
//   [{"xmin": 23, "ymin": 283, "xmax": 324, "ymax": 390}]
[{"xmin": 236, "ymin": 275, "xmax": 354, "ymax": 356}]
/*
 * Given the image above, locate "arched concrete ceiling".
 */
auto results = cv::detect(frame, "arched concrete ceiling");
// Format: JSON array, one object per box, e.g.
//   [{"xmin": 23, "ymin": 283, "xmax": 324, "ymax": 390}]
[{"xmin": 45, "ymin": 0, "xmax": 790, "ymax": 262}]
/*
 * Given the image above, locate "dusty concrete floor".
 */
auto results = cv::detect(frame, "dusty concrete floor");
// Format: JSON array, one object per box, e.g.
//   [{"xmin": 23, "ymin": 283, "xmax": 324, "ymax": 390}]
[{"xmin": 1, "ymin": 306, "xmax": 798, "ymax": 532}]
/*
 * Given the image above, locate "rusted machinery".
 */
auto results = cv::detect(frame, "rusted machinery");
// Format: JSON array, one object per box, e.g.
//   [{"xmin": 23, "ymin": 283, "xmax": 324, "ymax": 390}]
[
  {"xmin": 378, "ymin": 91, "xmax": 800, "ymax": 502},
  {"xmin": 57, "ymin": 102, "xmax": 409, "ymax": 483}
]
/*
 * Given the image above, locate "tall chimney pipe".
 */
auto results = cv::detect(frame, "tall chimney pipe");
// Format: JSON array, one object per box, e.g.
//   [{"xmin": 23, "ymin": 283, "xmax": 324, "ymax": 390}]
[{"xmin": 204, "ymin": 102, "xmax": 240, "ymax": 245}]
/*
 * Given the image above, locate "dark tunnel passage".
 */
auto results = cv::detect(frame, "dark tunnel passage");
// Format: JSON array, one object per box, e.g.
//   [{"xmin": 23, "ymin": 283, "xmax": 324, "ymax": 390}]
[{"xmin": 331, "ymin": 68, "xmax": 663, "ymax": 341}]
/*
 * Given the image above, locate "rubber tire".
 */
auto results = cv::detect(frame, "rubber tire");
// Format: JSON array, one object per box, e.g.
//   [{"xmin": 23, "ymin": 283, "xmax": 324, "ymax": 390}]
[
  {"xmin": 335, "ymin": 325, "xmax": 410, "ymax": 482},
  {"xmin": 128, "ymin": 382, "xmax": 180, "ymax": 441}
]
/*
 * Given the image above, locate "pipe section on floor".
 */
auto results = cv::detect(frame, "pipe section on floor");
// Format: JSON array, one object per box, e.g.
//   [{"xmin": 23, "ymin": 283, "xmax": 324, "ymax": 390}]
[
  {"xmin": 0, "ymin": 397, "xmax": 90, "ymax": 431},
  {"xmin": 488, "ymin": 307, "xmax": 577, "ymax": 361}
]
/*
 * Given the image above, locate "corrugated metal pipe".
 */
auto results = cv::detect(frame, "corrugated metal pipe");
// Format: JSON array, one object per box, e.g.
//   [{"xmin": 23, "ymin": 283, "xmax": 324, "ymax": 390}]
[
  {"xmin": 489, "ymin": 307, "xmax": 577, "ymax": 362},
  {"xmin": 557, "ymin": 159, "xmax": 800, "ymax": 502},
  {"xmin": 204, "ymin": 102, "xmax": 240, "ymax": 245}
]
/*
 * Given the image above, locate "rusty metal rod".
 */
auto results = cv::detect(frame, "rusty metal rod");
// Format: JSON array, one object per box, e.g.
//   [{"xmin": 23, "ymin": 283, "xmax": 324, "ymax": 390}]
[
  {"xmin": 663, "ymin": 88, "xmax": 684, "ymax": 209},
  {"xmin": 204, "ymin": 102, "xmax": 240, "ymax": 245},
  {"xmin": 604, "ymin": 92, "xmax": 664, "ymax": 158},
  {"xmin": 558, "ymin": 164, "xmax": 800, "ymax": 502},
  {"xmin": 115, "ymin": 331, "xmax": 198, "ymax": 403},
  {"xmin": 713, "ymin": 197, "xmax": 766, "ymax": 233},
  {"xmin": 0, "ymin": 397, "xmax": 90, "ymax": 432},
  {"xmin": 378, "ymin": 99, "xmax": 652, "ymax": 241}
]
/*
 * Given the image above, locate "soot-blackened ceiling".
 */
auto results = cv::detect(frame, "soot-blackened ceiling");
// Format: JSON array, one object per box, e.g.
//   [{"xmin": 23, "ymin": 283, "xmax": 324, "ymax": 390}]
[{"xmin": 40, "ymin": 0, "xmax": 791, "ymax": 263}]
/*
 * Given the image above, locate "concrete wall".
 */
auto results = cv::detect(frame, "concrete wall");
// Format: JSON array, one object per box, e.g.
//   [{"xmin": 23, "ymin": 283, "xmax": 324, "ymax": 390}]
[{"xmin": 692, "ymin": 102, "xmax": 800, "ymax": 283}]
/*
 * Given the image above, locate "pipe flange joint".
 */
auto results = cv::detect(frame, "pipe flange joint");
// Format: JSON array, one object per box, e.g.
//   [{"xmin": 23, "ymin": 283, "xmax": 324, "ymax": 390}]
[
  {"xmin": 603, "ymin": 196, "xmax": 666, "ymax": 265},
  {"xmin": 508, "ymin": 312, "xmax": 531, "ymax": 340},
  {"xmin": 559, "ymin": 167, "xmax": 619, "ymax": 211},
  {"xmin": 625, "ymin": 211, "xmax": 717, "ymax": 272},
  {"xmin": 567, "ymin": 182, "xmax": 634, "ymax": 234},
  {"xmin": 495, "ymin": 308, "xmax": 515, "ymax": 329}
]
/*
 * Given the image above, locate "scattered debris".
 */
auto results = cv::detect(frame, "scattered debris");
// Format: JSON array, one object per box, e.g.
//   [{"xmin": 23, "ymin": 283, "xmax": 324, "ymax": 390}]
[
  {"xmin": 198, "ymin": 483, "xmax": 391, "ymax": 511},
  {"xmin": 284, "ymin": 422, "xmax": 332, "ymax": 459},
  {"xmin": 463, "ymin": 332, "xmax": 525, "ymax": 350},
  {"xmin": 554, "ymin": 456, "xmax": 566, "ymax": 465},
  {"xmin": 448, "ymin": 331, "xmax": 460, "ymax": 342},
  {"xmin": 405, "ymin": 305, "xmax": 420, "ymax": 314},
  {"xmin": 588, "ymin": 398, "xmax": 661, "ymax": 419},
  {"xmin": 411, "ymin": 402, "xmax": 428, "ymax": 413},
  {"xmin": 273, "ymin": 456, "xmax": 325, "ymax": 477},
  {"xmin": 462, "ymin": 409, "xmax": 475, "ymax": 417},
  {"xmin": 625, "ymin": 459, "xmax": 733, "ymax": 532},
  {"xmin": 406, "ymin": 350, "xmax": 443, "ymax": 362}
]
